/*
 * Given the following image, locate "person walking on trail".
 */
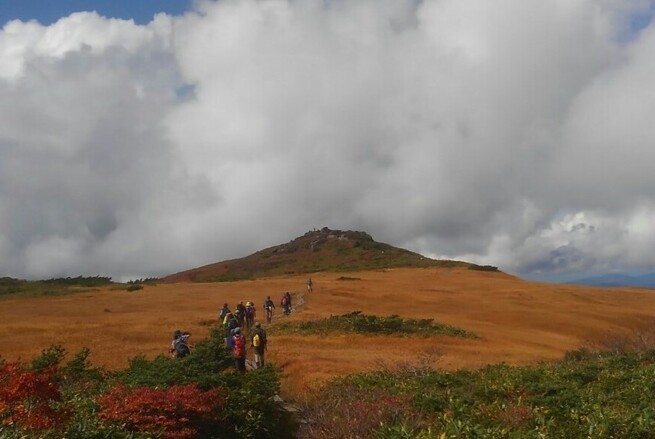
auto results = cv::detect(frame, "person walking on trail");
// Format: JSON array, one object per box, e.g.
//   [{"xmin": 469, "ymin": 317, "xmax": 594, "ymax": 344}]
[
  {"xmin": 223, "ymin": 312, "xmax": 239, "ymax": 344},
  {"xmin": 263, "ymin": 296, "xmax": 275, "ymax": 323},
  {"xmin": 232, "ymin": 327, "xmax": 247, "ymax": 373},
  {"xmin": 281, "ymin": 292, "xmax": 292, "ymax": 316},
  {"xmin": 225, "ymin": 328, "xmax": 235, "ymax": 351},
  {"xmin": 236, "ymin": 302, "xmax": 246, "ymax": 327},
  {"xmin": 250, "ymin": 322, "xmax": 267, "ymax": 368},
  {"xmin": 245, "ymin": 301, "xmax": 256, "ymax": 329},
  {"xmin": 286, "ymin": 291, "xmax": 292, "ymax": 311},
  {"xmin": 219, "ymin": 303, "xmax": 231, "ymax": 322},
  {"xmin": 307, "ymin": 278, "xmax": 313, "ymax": 293},
  {"xmin": 234, "ymin": 308, "xmax": 246, "ymax": 327}
]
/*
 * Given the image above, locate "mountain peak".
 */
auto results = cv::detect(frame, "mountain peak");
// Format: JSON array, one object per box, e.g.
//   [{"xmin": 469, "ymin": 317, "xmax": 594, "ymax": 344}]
[{"xmin": 162, "ymin": 228, "xmax": 490, "ymax": 282}]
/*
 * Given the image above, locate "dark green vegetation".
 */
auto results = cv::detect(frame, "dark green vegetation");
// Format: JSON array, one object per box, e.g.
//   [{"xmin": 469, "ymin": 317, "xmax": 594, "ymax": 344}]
[
  {"xmin": 163, "ymin": 228, "xmax": 490, "ymax": 282},
  {"xmin": 0, "ymin": 276, "xmax": 160, "ymax": 298},
  {"xmin": 0, "ymin": 276, "xmax": 114, "ymax": 298},
  {"xmin": 468, "ymin": 264, "xmax": 500, "ymax": 272},
  {"xmin": 0, "ymin": 327, "xmax": 296, "ymax": 438},
  {"xmin": 300, "ymin": 349, "xmax": 655, "ymax": 438},
  {"xmin": 270, "ymin": 311, "xmax": 478, "ymax": 339}
]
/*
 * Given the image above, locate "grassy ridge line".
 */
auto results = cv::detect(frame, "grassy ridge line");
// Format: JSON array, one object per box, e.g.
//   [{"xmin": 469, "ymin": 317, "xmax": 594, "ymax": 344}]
[
  {"xmin": 0, "ymin": 276, "xmax": 157, "ymax": 299},
  {"xmin": 0, "ymin": 276, "xmax": 113, "ymax": 298}
]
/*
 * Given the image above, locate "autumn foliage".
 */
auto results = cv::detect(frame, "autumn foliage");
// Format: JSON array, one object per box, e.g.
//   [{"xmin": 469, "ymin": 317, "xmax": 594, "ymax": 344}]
[
  {"xmin": 0, "ymin": 363, "xmax": 70, "ymax": 431},
  {"xmin": 97, "ymin": 383, "xmax": 226, "ymax": 438},
  {"xmin": 0, "ymin": 329, "xmax": 292, "ymax": 438}
]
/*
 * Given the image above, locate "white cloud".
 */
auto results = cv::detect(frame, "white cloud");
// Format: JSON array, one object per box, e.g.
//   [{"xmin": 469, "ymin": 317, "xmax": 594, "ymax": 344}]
[{"xmin": 1, "ymin": 0, "xmax": 655, "ymax": 280}]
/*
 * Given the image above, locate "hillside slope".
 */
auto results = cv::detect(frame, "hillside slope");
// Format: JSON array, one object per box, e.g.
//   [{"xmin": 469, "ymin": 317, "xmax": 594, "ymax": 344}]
[{"xmin": 163, "ymin": 227, "xmax": 493, "ymax": 282}]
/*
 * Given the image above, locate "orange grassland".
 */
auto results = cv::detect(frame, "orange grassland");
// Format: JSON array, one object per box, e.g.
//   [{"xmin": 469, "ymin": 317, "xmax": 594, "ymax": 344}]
[{"xmin": 3, "ymin": 267, "xmax": 655, "ymax": 397}]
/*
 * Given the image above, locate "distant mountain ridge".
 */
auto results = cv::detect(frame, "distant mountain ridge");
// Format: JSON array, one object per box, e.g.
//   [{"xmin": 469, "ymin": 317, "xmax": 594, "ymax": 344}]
[
  {"xmin": 163, "ymin": 227, "xmax": 497, "ymax": 282},
  {"xmin": 568, "ymin": 272, "xmax": 655, "ymax": 288}
]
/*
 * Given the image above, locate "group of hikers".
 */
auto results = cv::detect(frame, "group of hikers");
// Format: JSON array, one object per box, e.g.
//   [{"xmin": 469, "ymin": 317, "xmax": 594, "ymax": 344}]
[{"xmin": 169, "ymin": 282, "xmax": 313, "ymax": 373}]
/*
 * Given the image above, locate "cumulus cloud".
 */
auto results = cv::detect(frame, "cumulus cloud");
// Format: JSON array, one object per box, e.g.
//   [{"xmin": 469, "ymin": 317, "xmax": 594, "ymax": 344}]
[{"xmin": 1, "ymin": 0, "xmax": 655, "ymax": 280}]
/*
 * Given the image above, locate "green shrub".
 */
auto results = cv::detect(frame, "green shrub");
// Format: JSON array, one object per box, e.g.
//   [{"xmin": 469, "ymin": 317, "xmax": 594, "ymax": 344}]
[
  {"xmin": 0, "ymin": 276, "xmax": 113, "ymax": 298},
  {"xmin": 217, "ymin": 366, "xmax": 296, "ymax": 439},
  {"xmin": 30, "ymin": 344, "xmax": 67, "ymax": 370},
  {"xmin": 299, "ymin": 349, "xmax": 655, "ymax": 438},
  {"xmin": 468, "ymin": 265, "xmax": 499, "ymax": 272},
  {"xmin": 271, "ymin": 311, "xmax": 478, "ymax": 338},
  {"xmin": 114, "ymin": 327, "xmax": 232, "ymax": 389}
]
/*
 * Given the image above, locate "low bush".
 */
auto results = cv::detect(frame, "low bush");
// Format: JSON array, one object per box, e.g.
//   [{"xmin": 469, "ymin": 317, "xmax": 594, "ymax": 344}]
[
  {"xmin": 271, "ymin": 311, "xmax": 478, "ymax": 338},
  {"xmin": 97, "ymin": 384, "xmax": 227, "ymax": 438},
  {"xmin": 468, "ymin": 264, "xmax": 499, "ymax": 272},
  {"xmin": 114, "ymin": 327, "xmax": 231, "ymax": 389},
  {"xmin": 0, "ymin": 363, "xmax": 70, "ymax": 432},
  {"xmin": 299, "ymin": 349, "xmax": 655, "ymax": 438}
]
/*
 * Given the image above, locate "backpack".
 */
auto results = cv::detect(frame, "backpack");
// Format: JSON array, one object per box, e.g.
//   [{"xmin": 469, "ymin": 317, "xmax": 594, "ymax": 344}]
[
  {"xmin": 253, "ymin": 328, "xmax": 267, "ymax": 347},
  {"xmin": 174, "ymin": 339, "xmax": 190, "ymax": 358},
  {"xmin": 233, "ymin": 335, "xmax": 246, "ymax": 357},
  {"xmin": 281, "ymin": 296, "xmax": 289, "ymax": 306},
  {"xmin": 245, "ymin": 306, "xmax": 254, "ymax": 318}
]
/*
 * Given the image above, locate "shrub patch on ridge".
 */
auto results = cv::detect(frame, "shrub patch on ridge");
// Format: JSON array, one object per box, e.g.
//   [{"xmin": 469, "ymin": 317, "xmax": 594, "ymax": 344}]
[{"xmin": 270, "ymin": 311, "xmax": 478, "ymax": 338}]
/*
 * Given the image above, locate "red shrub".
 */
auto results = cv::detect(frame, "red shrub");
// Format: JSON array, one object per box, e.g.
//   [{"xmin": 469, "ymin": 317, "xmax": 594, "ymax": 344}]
[
  {"xmin": 97, "ymin": 384, "xmax": 226, "ymax": 439},
  {"xmin": 0, "ymin": 362, "xmax": 70, "ymax": 431}
]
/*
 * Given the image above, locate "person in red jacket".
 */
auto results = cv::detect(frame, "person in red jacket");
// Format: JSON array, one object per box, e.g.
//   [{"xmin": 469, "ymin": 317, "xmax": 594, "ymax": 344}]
[{"xmin": 232, "ymin": 327, "xmax": 247, "ymax": 372}]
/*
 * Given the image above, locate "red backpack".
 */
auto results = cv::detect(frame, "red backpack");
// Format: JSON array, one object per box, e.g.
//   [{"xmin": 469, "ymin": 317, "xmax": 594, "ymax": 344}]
[{"xmin": 233, "ymin": 335, "xmax": 246, "ymax": 357}]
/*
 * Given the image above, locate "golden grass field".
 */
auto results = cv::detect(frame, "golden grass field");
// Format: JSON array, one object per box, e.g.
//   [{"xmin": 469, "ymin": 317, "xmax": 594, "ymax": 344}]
[{"xmin": 3, "ymin": 267, "xmax": 655, "ymax": 398}]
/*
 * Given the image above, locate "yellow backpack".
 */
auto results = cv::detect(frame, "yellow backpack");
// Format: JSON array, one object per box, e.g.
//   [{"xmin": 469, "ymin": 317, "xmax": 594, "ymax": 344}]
[{"xmin": 253, "ymin": 334, "xmax": 261, "ymax": 347}]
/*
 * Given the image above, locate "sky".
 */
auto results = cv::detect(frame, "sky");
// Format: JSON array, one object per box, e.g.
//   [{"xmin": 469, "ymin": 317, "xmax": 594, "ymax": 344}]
[{"xmin": 1, "ymin": 0, "xmax": 655, "ymax": 282}]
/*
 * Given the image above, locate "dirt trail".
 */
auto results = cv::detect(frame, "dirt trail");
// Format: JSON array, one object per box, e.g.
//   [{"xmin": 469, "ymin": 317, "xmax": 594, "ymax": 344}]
[{"xmin": 1, "ymin": 268, "xmax": 655, "ymax": 398}]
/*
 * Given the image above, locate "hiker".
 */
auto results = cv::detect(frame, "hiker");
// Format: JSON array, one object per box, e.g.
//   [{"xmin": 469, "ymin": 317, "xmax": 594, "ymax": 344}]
[
  {"xmin": 219, "ymin": 303, "xmax": 231, "ymax": 322},
  {"xmin": 263, "ymin": 296, "xmax": 275, "ymax": 323},
  {"xmin": 250, "ymin": 322, "xmax": 267, "ymax": 368},
  {"xmin": 169, "ymin": 330, "xmax": 191, "ymax": 358},
  {"xmin": 236, "ymin": 302, "xmax": 246, "ymax": 326},
  {"xmin": 281, "ymin": 292, "xmax": 291, "ymax": 316},
  {"xmin": 307, "ymin": 278, "xmax": 313, "ymax": 293},
  {"xmin": 223, "ymin": 312, "xmax": 239, "ymax": 342},
  {"xmin": 234, "ymin": 309, "xmax": 244, "ymax": 328},
  {"xmin": 286, "ymin": 292, "xmax": 293, "ymax": 314},
  {"xmin": 226, "ymin": 327, "xmax": 237, "ymax": 351},
  {"xmin": 245, "ymin": 301, "xmax": 256, "ymax": 329},
  {"xmin": 232, "ymin": 327, "xmax": 247, "ymax": 373}
]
